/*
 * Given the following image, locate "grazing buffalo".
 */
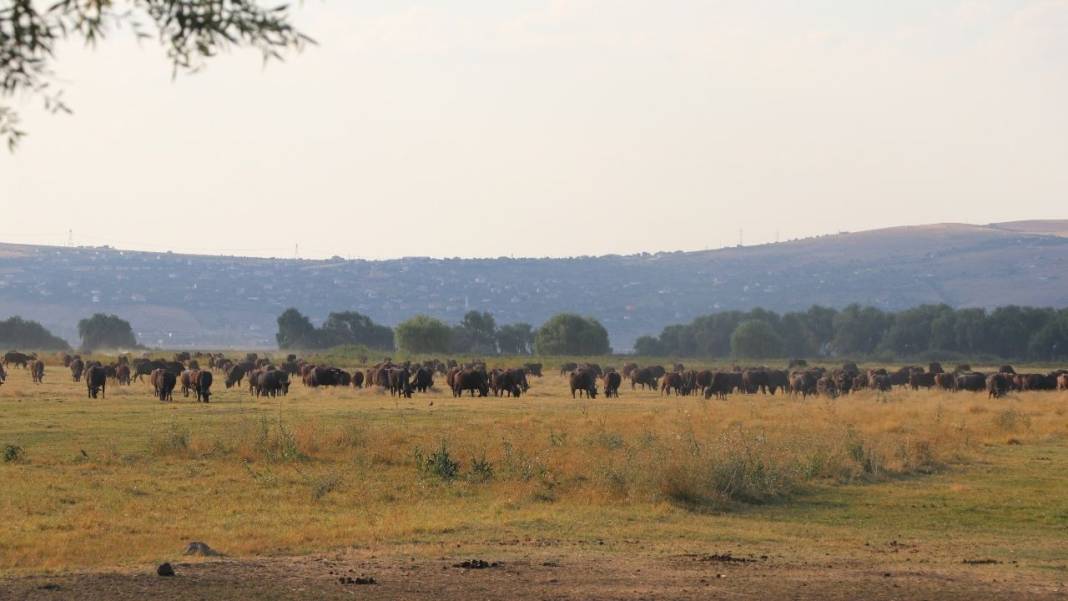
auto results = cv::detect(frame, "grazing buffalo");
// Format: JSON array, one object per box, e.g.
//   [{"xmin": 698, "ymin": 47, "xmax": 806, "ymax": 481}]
[
  {"xmin": 660, "ymin": 372, "xmax": 684, "ymax": 396},
  {"xmin": 704, "ymin": 372, "xmax": 733, "ymax": 400},
  {"xmin": 86, "ymin": 365, "xmax": 107, "ymax": 398},
  {"xmin": 569, "ymin": 369, "xmax": 597, "ymax": 399},
  {"xmin": 70, "ymin": 357, "xmax": 85, "ymax": 382},
  {"xmin": 0, "ymin": 363, "xmax": 6, "ymax": 386},
  {"xmin": 180, "ymin": 370, "xmax": 195, "ymax": 397},
  {"xmin": 909, "ymin": 372, "xmax": 935, "ymax": 391},
  {"xmin": 602, "ymin": 371, "xmax": 622, "ymax": 398},
  {"xmin": 1058, "ymin": 373, "xmax": 1068, "ymax": 391},
  {"xmin": 790, "ymin": 371, "xmax": 819, "ymax": 398},
  {"xmin": 630, "ymin": 367, "xmax": 659, "ymax": 391},
  {"xmin": 743, "ymin": 369, "xmax": 770, "ymax": 394},
  {"xmin": 388, "ymin": 368, "xmax": 413, "ymax": 398},
  {"xmin": 152, "ymin": 368, "xmax": 177, "ymax": 402},
  {"xmin": 490, "ymin": 369, "xmax": 522, "ymax": 397},
  {"xmin": 956, "ymin": 372, "xmax": 986, "ymax": 392},
  {"xmin": 934, "ymin": 373, "xmax": 957, "ymax": 391},
  {"xmin": 524, "ymin": 363, "xmax": 543, "ymax": 377},
  {"xmin": 559, "ymin": 362, "xmax": 578, "ymax": 376},
  {"xmin": 115, "ymin": 364, "xmax": 131, "ymax": 385},
  {"xmin": 3, "ymin": 351, "xmax": 33, "ymax": 369},
  {"xmin": 987, "ymin": 373, "xmax": 1012, "ymax": 398},
  {"xmin": 872, "ymin": 374, "xmax": 892, "ymax": 392},
  {"xmin": 193, "ymin": 370, "xmax": 213, "ymax": 402},
  {"xmin": 225, "ymin": 363, "xmax": 249, "ymax": 388},
  {"xmin": 816, "ymin": 376, "xmax": 838, "ymax": 398},
  {"xmin": 453, "ymin": 369, "xmax": 489, "ymax": 397},
  {"xmin": 30, "ymin": 359, "xmax": 44, "ymax": 383},
  {"xmin": 411, "ymin": 367, "xmax": 433, "ymax": 393},
  {"xmin": 767, "ymin": 370, "xmax": 789, "ymax": 395},
  {"xmin": 351, "ymin": 370, "xmax": 365, "ymax": 389},
  {"xmin": 621, "ymin": 363, "xmax": 639, "ymax": 378}
]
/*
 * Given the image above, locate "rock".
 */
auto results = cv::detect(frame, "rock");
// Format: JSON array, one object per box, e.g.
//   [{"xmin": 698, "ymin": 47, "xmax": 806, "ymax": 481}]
[
  {"xmin": 157, "ymin": 563, "xmax": 175, "ymax": 577},
  {"xmin": 184, "ymin": 541, "xmax": 222, "ymax": 557}
]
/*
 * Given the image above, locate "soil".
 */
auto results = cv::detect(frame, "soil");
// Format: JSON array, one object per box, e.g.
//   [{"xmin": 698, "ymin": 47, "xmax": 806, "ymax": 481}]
[{"xmin": 2, "ymin": 548, "xmax": 1063, "ymax": 601}]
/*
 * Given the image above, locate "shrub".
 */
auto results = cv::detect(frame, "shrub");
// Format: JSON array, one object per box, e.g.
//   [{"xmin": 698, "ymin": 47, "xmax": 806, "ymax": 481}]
[
  {"xmin": 416, "ymin": 440, "xmax": 461, "ymax": 481},
  {"xmin": 3, "ymin": 444, "xmax": 25, "ymax": 463}
]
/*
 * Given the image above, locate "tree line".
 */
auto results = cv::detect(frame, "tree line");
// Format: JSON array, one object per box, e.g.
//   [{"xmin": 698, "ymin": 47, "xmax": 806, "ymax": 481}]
[
  {"xmin": 0, "ymin": 314, "xmax": 139, "ymax": 352},
  {"xmin": 635, "ymin": 304, "xmax": 1068, "ymax": 361},
  {"xmin": 277, "ymin": 308, "xmax": 610, "ymax": 356}
]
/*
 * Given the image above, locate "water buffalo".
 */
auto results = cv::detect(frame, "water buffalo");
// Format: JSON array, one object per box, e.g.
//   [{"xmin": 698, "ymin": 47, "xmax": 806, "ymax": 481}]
[
  {"xmin": 351, "ymin": 370, "xmax": 366, "ymax": 389},
  {"xmin": 452, "ymin": 369, "xmax": 489, "ymax": 397},
  {"xmin": 630, "ymin": 367, "xmax": 658, "ymax": 391},
  {"xmin": 193, "ymin": 370, "xmax": 213, "ymax": 402},
  {"xmin": 704, "ymin": 372, "xmax": 733, "ymax": 400},
  {"xmin": 603, "ymin": 371, "xmax": 622, "ymax": 398},
  {"xmin": 411, "ymin": 367, "xmax": 433, "ymax": 393},
  {"xmin": 660, "ymin": 372, "xmax": 684, "ymax": 396},
  {"xmin": 70, "ymin": 357, "xmax": 85, "ymax": 382},
  {"xmin": 909, "ymin": 372, "xmax": 935, "ymax": 390},
  {"xmin": 388, "ymin": 367, "xmax": 412, "ymax": 398},
  {"xmin": 30, "ymin": 359, "xmax": 44, "ymax": 383},
  {"xmin": 152, "ymin": 368, "xmax": 177, "ymax": 402},
  {"xmin": 3, "ymin": 351, "xmax": 33, "ymax": 369},
  {"xmin": 115, "ymin": 364, "xmax": 131, "ymax": 385},
  {"xmin": 86, "ymin": 365, "xmax": 107, "ymax": 398},
  {"xmin": 569, "ymin": 369, "xmax": 597, "ymax": 399},
  {"xmin": 987, "ymin": 373, "xmax": 1012, "ymax": 398},
  {"xmin": 490, "ymin": 369, "xmax": 522, "ymax": 397}
]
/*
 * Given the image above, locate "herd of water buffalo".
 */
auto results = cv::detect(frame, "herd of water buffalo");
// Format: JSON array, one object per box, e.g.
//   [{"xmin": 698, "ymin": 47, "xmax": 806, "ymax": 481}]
[{"xmin": 2, "ymin": 350, "xmax": 1067, "ymax": 402}]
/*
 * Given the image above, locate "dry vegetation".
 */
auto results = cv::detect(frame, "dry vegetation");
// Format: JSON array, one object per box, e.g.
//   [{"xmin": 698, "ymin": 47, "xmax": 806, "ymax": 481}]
[{"xmin": 1, "ymin": 357, "xmax": 1067, "ymax": 589}]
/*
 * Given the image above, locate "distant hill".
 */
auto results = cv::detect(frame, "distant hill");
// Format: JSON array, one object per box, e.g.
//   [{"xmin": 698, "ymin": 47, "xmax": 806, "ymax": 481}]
[{"xmin": 1, "ymin": 220, "xmax": 1066, "ymax": 350}]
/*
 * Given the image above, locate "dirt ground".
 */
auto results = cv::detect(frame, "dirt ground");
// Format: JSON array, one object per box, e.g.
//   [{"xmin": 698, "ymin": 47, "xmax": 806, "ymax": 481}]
[{"xmin": 3, "ymin": 545, "xmax": 1065, "ymax": 601}]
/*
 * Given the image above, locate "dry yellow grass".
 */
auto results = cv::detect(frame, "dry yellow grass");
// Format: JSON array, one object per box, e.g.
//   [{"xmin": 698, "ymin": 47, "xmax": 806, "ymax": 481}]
[{"xmin": 1, "ymin": 360, "xmax": 1067, "ymax": 574}]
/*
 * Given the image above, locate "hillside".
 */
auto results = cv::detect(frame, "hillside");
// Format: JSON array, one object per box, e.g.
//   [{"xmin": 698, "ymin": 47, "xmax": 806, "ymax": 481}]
[{"xmin": 1, "ymin": 221, "xmax": 1066, "ymax": 349}]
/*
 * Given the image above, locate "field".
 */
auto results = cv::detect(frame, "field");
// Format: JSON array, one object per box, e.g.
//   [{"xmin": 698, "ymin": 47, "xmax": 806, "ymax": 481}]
[{"xmin": 2, "ymin": 355, "xmax": 1068, "ymax": 600}]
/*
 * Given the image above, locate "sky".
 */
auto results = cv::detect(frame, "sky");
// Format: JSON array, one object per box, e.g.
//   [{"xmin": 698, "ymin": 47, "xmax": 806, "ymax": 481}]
[{"xmin": 2, "ymin": 0, "xmax": 1066, "ymax": 259}]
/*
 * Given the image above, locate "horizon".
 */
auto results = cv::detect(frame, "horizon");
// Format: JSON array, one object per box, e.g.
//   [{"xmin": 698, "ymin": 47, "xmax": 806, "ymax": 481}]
[{"xmin": 1, "ymin": 218, "xmax": 1063, "ymax": 261}]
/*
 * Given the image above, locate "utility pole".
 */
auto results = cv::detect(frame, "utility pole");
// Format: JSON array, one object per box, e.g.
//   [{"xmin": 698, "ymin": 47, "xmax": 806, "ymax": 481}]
[
  {"xmin": 67, "ymin": 229, "xmax": 73, "ymax": 247},
  {"xmin": 738, "ymin": 229, "xmax": 743, "ymax": 247},
  {"xmin": 294, "ymin": 243, "xmax": 299, "ymax": 259}
]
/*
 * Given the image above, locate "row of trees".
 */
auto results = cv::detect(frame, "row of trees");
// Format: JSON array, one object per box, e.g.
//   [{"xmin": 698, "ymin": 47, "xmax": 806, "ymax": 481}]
[
  {"xmin": 635, "ymin": 304, "xmax": 1068, "ymax": 361},
  {"xmin": 0, "ymin": 314, "xmax": 139, "ymax": 352},
  {"xmin": 276, "ymin": 309, "xmax": 395, "ymax": 350},
  {"xmin": 277, "ymin": 309, "xmax": 610, "ymax": 356}
]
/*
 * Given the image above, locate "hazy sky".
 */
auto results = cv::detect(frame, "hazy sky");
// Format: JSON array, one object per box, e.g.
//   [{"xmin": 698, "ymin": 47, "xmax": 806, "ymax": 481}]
[{"xmin": 3, "ymin": 0, "xmax": 1066, "ymax": 259}]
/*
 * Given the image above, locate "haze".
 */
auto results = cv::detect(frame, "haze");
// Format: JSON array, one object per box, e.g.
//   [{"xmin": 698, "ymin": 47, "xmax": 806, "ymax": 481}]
[{"xmin": 3, "ymin": 0, "xmax": 1066, "ymax": 259}]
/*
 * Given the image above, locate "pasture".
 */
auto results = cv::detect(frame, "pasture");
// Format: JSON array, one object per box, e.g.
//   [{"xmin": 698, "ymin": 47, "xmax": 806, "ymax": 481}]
[{"xmin": 1, "ymin": 354, "xmax": 1067, "ymax": 600}]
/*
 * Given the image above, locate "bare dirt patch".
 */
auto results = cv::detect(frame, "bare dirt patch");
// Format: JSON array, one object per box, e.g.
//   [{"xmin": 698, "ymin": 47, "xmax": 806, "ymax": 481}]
[{"xmin": 3, "ymin": 548, "xmax": 1063, "ymax": 601}]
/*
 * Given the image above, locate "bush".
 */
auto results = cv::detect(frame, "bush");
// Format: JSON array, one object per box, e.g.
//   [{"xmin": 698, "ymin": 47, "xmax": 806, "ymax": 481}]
[
  {"xmin": 3, "ymin": 444, "xmax": 25, "ymax": 463},
  {"xmin": 416, "ymin": 440, "xmax": 461, "ymax": 481}
]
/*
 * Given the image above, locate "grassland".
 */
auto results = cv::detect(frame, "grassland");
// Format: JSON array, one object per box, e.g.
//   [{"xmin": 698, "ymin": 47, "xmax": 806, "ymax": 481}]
[{"xmin": 1, "ymin": 356, "xmax": 1067, "ymax": 599}]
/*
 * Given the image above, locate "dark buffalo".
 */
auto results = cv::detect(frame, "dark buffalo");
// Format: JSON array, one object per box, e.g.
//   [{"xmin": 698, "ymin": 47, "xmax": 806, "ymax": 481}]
[
  {"xmin": 490, "ymin": 369, "xmax": 522, "ymax": 397},
  {"xmin": 3, "ymin": 351, "xmax": 33, "ymax": 369},
  {"xmin": 660, "ymin": 372, "xmax": 684, "ymax": 396},
  {"xmin": 603, "ymin": 371, "xmax": 622, "ymax": 398},
  {"xmin": 180, "ymin": 370, "xmax": 195, "ymax": 397},
  {"xmin": 987, "ymin": 373, "xmax": 1012, "ymax": 398},
  {"xmin": 524, "ymin": 363, "xmax": 543, "ymax": 377},
  {"xmin": 909, "ymin": 372, "xmax": 935, "ymax": 390},
  {"xmin": 86, "ymin": 365, "xmax": 107, "ymax": 399},
  {"xmin": 934, "ymin": 373, "xmax": 957, "ymax": 391},
  {"xmin": 559, "ymin": 362, "xmax": 578, "ymax": 376},
  {"xmin": 226, "ymin": 363, "xmax": 250, "ymax": 388},
  {"xmin": 453, "ymin": 369, "xmax": 489, "ymax": 397},
  {"xmin": 956, "ymin": 372, "xmax": 987, "ymax": 392},
  {"xmin": 30, "ymin": 359, "xmax": 44, "ymax": 383},
  {"xmin": 152, "ymin": 368, "xmax": 177, "ymax": 402},
  {"xmin": 704, "ymin": 372, "xmax": 733, "ymax": 400},
  {"xmin": 388, "ymin": 368, "xmax": 412, "ymax": 397},
  {"xmin": 742, "ymin": 369, "xmax": 770, "ymax": 394},
  {"xmin": 411, "ymin": 367, "xmax": 433, "ymax": 393},
  {"xmin": 70, "ymin": 357, "xmax": 85, "ymax": 382},
  {"xmin": 352, "ymin": 370, "xmax": 366, "ymax": 389},
  {"xmin": 193, "ymin": 370, "xmax": 213, "ymax": 402},
  {"xmin": 816, "ymin": 376, "xmax": 838, "ymax": 398},
  {"xmin": 630, "ymin": 367, "xmax": 659, "ymax": 391},
  {"xmin": 569, "ymin": 369, "xmax": 597, "ymax": 399},
  {"xmin": 115, "ymin": 364, "xmax": 131, "ymax": 385}
]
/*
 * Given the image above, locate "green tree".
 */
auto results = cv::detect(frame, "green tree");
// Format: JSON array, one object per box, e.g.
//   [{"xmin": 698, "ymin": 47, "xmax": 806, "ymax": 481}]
[
  {"xmin": 0, "ymin": 316, "xmax": 70, "ymax": 350},
  {"xmin": 450, "ymin": 311, "xmax": 498, "ymax": 354},
  {"xmin": 534, "ymin": 314, "xmax": 610, "ymax": 355},
  {"xmin": 320, "ymin": 311, "xmax": 394, "ymax": 350},
  {"xmin": 1, "ymin": 0, "xmax": 311, "ymax": 150},
  {"xmin": 831, "ymin": 304, "xmax": 891, "ymax": 355},
  {"xmin": 633, "ymin": 335, "xmax": 664, "ymax": 356},
  {"xmin": 496, "ymin": 323, "xmax": 534, "ymax": 355},
  {"xmin": 77, "ymin": 313, "xmax": 137, "ymax": 351},
  {"xmin": 730, "ymin": 320, "xmax": 784, "ymax": 358},
  {"xmin": 276, "ymin": 308, "xmax": 318, "ymax": 349},
  {"xmin": 395, "ymin": 315, "xmax": 452, "ymax": 354}
]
